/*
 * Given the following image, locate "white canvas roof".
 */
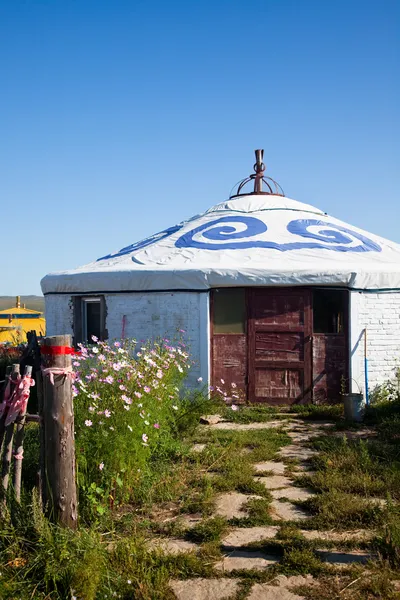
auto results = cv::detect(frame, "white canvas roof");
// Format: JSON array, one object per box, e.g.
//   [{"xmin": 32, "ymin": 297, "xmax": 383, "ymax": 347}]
[{"xmin": 41, "ymin": 194, "xmax": 400, "ymax": 293}]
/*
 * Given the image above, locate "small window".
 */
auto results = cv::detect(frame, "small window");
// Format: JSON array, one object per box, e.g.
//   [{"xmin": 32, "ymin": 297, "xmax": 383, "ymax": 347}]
[
  {"xmin": 74, "ymin": 296, "xmax": 106, "ymax": 344},
  {"xmin": 213, "ymin": 288, "xmax": 246, "ymax": 334},
  {"xmin": 313, "ymin": 290, "xmax": 347, "ymax": 334}
]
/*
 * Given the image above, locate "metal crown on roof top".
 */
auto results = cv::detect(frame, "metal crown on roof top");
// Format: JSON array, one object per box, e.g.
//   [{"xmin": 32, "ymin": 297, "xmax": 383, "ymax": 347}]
[{"xmin": 229, "ymin": 149, "xmax": 285, "ymax": 198}]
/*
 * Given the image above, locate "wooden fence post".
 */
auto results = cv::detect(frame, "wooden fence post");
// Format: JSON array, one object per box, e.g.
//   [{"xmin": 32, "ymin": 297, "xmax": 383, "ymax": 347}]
[
  {"xmin": 0, "ymin": 365, "xmax": 13, "ymax": 450},
  {"xmin": 1, "ymin": 364, "xmax": 20, "ymax": 501},
  {"xmin": 12, "ymin": 365, "xmax": 32, "ymax": 503},
  {"xmin": 42, "ymin": 335, "xmax": 78, "ymax": 528}
]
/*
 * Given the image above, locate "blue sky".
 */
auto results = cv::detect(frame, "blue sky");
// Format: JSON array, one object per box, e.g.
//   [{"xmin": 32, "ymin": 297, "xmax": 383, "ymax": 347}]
[{"xmin": 1, "ymin": 0, "xmax": 399, "ymax": 295}]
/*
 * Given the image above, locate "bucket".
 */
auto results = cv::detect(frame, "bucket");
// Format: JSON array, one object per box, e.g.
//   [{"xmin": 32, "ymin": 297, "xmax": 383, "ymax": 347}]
[{"xmin": 343, "ymin": 393, "xmax": 365, "ymax": 422}]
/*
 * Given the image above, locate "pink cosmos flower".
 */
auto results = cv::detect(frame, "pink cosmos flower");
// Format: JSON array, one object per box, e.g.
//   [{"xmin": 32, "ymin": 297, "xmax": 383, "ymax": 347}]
[
  {"xmin": 92, "ymin": 335, "xmax": 99, "ymax": 342},
  {"xmin": 88, "ymin": 406, "xmax": 95, "ymax": 413},
  {"xmin": 156, "ymin": 370, "xmax": 163, "ymax": 379},
  {"xmin": 153, "ymin": 423, "xmax": 160, "ymax": 429},
  {"xmin": 99, "ymin": 462, "xmax": 104, "ymax": 470},
  {"xmin": 73, "ymin": 361, "xmax": 80, "ymax": 367},
  {"xmin": 92, "ymin": 347, "xmax": 99, "ymax": 354},
  {"xmin": 104, "ymin": 409, "xmax": 111, "ymax": 418},
  {"xmin": 119, "ymin": 384, "xmax": 126, "ymax": 391},
  {"xmin": 114, "ymin": 341, "xmax": 121, "ymax": 348},
  {"xmin": 134, "ymin": 391, "xmax": 142, "ymax": 398},
  {"xmin": 121, "ymin": 395, "xmax": 132, "ymax": 405},
  {"xmin": 98, "ymin": 354, "xmax": 106, "ymax": 362},
  {"xmin": 105, "ymin": 376, "xmax": 114, "ymax": 384},
  {"xmin": 142, "ymin": 433, "xmax": 148, "ymax": 443},
  {"xmin": 85, "ymin": 420, "xmax": 92, "ymax": 427},
  {"xmin": 144, "ymin": 386, "xmax": 151, "ymax": 393}
]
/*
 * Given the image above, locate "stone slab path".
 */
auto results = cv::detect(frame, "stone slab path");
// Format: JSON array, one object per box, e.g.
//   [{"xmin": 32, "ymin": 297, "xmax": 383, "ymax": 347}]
[
  {"xmin": 221, "ymin": 525, "xmax": 280, "ymax": 546},
  {"xmin": 156, "ymin": 414, "xmax": 380, "ymax": 599},
  {"xmin": 205, "ymin": 420, "xmax": 286, "ymax": 431},
  {"xmin": 169, "ymin": 578, "xmax": 239, "ymax": 600},
  {"xmin": 214, "ymin": 491, "xmax": 263, "ymax": 519},
  {"xmin": 253, "ymin": 460, "xmax": 286, "ymax": 474},
  {"xmin": 215, "ymin": 549, "xmax": 279, "ymax": 572}
]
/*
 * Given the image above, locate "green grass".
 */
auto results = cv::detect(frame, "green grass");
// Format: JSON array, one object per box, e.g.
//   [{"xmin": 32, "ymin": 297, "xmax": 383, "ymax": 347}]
[
  {"xmin": 294, "ymin": 568, "xmax": 400, "ymax": 600},
  {"xmin": 218, "ymin": 405, "xmax": 281, "ymax": 423},
  {"xmin": 185, "ymin": 516, "xmax": 228, "ymax": 543},
  {"xmin": 6, "ymin": 393, "xmax": 400, "ymax": 599},
  {"xmin": 301, "ymin": 490, "xmax": 385, "ymax": 530},
  {"xmin": 304, "ymin": 435, "xmax": 400, "ymax": 500},
  {"xmin": 289, "ymin": 404, "xmax": 343, "ymax": 421},
  {"xmin": 194, "ymin": 427, "xmax": 291, "ymax": 463}
]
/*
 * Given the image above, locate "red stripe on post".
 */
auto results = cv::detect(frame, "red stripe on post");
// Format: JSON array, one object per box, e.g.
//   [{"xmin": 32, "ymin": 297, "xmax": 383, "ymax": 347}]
[{"xmin": 40, "ymin": 346, "xmax": 77, "ymax": 356}]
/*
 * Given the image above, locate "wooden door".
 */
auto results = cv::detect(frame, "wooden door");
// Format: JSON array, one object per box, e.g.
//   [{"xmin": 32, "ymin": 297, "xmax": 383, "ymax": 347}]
[{"xmin": 248, "ymin": 289, "xmax": 312, "ymax": 404}]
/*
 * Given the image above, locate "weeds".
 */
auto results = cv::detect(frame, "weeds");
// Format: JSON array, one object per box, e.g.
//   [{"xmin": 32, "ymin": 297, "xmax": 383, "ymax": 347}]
[
  {"xmin": 185, "ymin": 516, "xmax": 228, "ymax": 543},
  {"xmin": 302, "ymin": 490, "xmax": 385, "ymax": 530}
]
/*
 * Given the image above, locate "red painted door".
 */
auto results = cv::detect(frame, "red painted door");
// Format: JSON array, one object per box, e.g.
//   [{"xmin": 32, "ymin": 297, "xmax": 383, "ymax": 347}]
[{"xmin": 248, "ymin": 289, "xmax": 312, "ymax": 404}]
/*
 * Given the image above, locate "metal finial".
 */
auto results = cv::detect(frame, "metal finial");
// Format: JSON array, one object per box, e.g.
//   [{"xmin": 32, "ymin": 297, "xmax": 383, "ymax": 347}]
[
  {"xmin": 253, "ymin": 149, "xmax": 265, "ymax": 193},
  {"xmin": 229, "ymin": 149, "xmax": 284, "ymax": 199}
]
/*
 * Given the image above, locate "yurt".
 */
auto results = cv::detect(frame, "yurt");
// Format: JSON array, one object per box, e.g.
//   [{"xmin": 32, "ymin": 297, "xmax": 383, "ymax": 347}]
[{"xmin": 41, "ymin": 151, "xmax": 400, "ymax": 404}]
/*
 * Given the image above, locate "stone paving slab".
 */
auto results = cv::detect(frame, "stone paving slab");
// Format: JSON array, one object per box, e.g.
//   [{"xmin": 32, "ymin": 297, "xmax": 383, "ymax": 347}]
[
  {"xmin": 330, "ymin": 428, "xmax": 377, "ymax": 440},
  {"xmin": 215, "ymin": 549, "xmax": 279, "ymax": 572},
  {"xmin": 177, "ymin": 514, "xmax": 204, "ymax": 529},
  {"xmin": 254, "ymin": 461, "xmax": 286, "ymax": 474},
  {"xmin": 293, "ymin": 470, "xmax": 317, "ymax": 478},
  {"xmin": 214, "ymin": 492, "xmax": 262, "ymax": 519},
  {"xmin": 255, "ymin": 475, "xmax": 293, "ymax": 490},
  {"xmin": 147, "ymin": 538, "xmax": 198, "ymax": 555},
  {"xmin": 169, "ymin": 578, "xmax": 240, "ymax": 600},
  {"xmin": 316, "ymin": 549, "xmax": 374, "ymax": 566},
  {"xmin": 271, "ymin": 487, "xmax": 316, "ymax": 502},
  {"xmin": 206, "ymin": 420, "xmax": 285, "ymax": 431},
  {"xmin": 247, "ymin": 583, "xmax": 305, "ymax": 600},
  {"xmin": 191, "ymin": 443, "xmax": 207, "ymax": 453},
  {"xmin": 279, "ymin": 446, "xmax": 317, "ymax": 460},
  {"xmin": 200, "ymin": 415, "xmax": 224, "ymax": 425},
  {"xmin": 221, "ymin": 525, "xmax": 279, "ymax": 547},
  {"xmin": 270, "ymin": 500, "xmax": 311, "ymax": 521},
  {"xmin": 272, "ymin": 574, "xmax": 315, "ymax": 588},
  {"xmin": 301, "ymin": 529, "xmax": 374, "ymax": 542},
  {"xmin": 286, "ymin": 431, "xmax": 321, "ymax": 442}
]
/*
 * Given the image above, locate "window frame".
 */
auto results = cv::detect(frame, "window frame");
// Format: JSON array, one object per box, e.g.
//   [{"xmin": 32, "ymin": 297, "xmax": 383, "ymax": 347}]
[
  {"xmin": 73, "ymin": 295, "xmax": 107, "ymax": 344},
  {"xmin": 211, "ymin": 288, "xmax": 247, "ymax": 335}
]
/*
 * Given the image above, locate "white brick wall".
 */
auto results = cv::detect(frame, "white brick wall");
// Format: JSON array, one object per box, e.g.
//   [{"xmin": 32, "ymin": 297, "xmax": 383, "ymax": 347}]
[
  {"xmin": 44, "ymin": 295, "xmax": 74, "ymax": 336},
  {"xmin": 350, "ymin": 291, "xmax": 400, "ymax": 394},
  {"xmin": 45, "ymin": 292, "xmax": 210, "ymax": 387},
  {"xmin": 45, "ymin": 289, "xmax": 400, "ymax": 397}
]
